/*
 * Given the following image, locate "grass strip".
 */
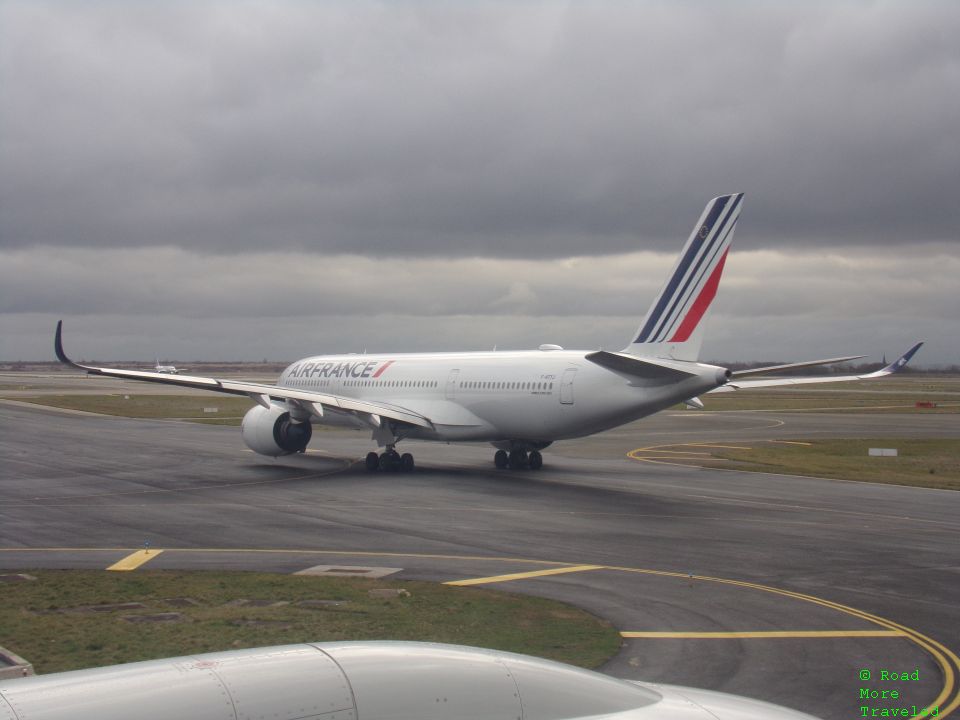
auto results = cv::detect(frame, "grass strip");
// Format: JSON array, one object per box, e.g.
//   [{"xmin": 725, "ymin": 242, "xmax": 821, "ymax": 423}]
[
  {"xmin": 701, "ymin": 391, "xmax": 959, "ymax": 413},
  {"xmin": 12, "ymin": 394, "xmax": 253, "ymax": 424},
  {"xmin": 0, "ymin": 570, "xmax": 620, "ymax": 674},
  {"xmin": 708, "ymin": 438, "xmax": 960, "ymax": 490}
]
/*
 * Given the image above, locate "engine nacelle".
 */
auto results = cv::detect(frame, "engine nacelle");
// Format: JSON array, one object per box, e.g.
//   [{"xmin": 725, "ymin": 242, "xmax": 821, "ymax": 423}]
[{"xmin": 241, "ymin": 404, "xmax": 313, "ymax": 456}]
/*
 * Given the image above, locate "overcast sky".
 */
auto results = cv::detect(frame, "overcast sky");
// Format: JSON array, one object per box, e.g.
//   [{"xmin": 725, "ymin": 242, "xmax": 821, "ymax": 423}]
[{"xmin": 1, "ymin": 1, "xmax": 958, "ymax": 366}]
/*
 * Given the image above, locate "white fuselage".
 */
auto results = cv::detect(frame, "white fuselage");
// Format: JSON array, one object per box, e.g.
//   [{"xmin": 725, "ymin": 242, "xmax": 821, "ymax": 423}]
[{"xmin": 279, "ymin": 349, "xmax": 726, "ymax": 445}]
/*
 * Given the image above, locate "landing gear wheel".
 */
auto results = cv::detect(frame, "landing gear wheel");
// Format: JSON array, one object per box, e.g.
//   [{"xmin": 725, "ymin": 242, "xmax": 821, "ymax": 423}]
[
  {"xmin": 508, "ymin": 449, "xmax": 528, "ymax": 469},
  {"xmin": 379, "ymin": 451, "xmax": 399, "ymax": 472},
  {"xmin": 528, "ymin": 450, "xmax": 543, "ymax": 470},
  {"xmin": 494, "ymin": 450, "xmax": 508, "ymax": 469},
  {"xmin": 400, "ymin": 453, "xmax": 415, "ymax": 472},
  {"xmin": 365, "ymin": 451, "xmax": 380, "ymax": 472}
]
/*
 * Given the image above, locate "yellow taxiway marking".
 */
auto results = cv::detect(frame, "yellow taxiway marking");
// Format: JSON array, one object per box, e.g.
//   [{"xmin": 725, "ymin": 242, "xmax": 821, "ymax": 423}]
[
  {"xmin": 770, "ymin": 440, "xmax": 813, "ymax": 446},
  {"xmin": 622, "ymin": 630, "xmax": 905, "ymax": 639},
  {"xmin": 630, "ymin": 448, "xmax": 712, "ymax": 455},
  {"xmin": 688, "ymin": 443, "xmax": 753, "ymax": 450},
  {"xmin": 608, "ymin": 564, "xmax": 960, "ymax": 719},
  {"xmin": 445, "ymin": 564, "xmax": 604, "ymax": 586},
  {"xmin": 106, "ymin": 549, "xmax": 163, "ymax": 572}
]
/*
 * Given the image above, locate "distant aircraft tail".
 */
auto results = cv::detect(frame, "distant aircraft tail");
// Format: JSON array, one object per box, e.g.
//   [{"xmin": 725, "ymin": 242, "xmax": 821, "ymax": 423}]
[{"xmin": 624, "ymin": 193, "xmax": 744, "ymax": 361}]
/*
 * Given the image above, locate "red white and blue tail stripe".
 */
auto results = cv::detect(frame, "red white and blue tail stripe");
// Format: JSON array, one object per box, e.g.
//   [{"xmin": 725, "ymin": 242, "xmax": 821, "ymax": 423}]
[{"xmin": 626, "ymin": 193, "xmax": 744, "ymax": 361}]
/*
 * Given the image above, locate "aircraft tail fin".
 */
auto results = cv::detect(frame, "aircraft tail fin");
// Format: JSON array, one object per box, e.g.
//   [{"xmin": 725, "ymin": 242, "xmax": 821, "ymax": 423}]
[{"xmin": 624, "ymin": 193, "xmax": 744, "ymax": 361}]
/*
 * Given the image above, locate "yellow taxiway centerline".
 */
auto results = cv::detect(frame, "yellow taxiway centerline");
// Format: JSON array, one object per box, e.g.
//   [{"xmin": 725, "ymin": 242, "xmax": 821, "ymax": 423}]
[
  {"xmin": 622, "ymin": 630, "xmax": 905, "ymax": 639},
  {"xmin": 445, "ymin": 564, "xmax": 604, "ymax": 586},
  {"xmin": 688, "ymin": 443, "xmax": 753, "ymax": 450},
  {"xmin": 106, "ymin": 549, "xmax": 163, "ymax": 571}
]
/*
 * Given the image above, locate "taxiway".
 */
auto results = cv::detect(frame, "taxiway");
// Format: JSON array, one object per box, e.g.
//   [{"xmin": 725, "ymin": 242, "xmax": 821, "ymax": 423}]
[{"xmin": 1, "ymin": 385, "xmax": 958, "ymax": 720}]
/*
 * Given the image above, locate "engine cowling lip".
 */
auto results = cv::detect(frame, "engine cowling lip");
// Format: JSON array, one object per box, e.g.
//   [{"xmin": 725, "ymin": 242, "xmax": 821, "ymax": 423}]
[{"xmin": 241, "ymin": 404, "xmax": 312, "ymax": 457}]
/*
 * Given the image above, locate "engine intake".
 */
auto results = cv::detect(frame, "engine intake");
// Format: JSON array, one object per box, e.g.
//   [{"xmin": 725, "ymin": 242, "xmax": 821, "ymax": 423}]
[{"xmin": 241, "ymin": 404, "xmax": 312, "ymax": 456}]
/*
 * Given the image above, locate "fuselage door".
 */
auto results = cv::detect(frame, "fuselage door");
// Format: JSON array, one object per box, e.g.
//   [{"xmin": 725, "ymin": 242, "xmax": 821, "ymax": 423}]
[
  {"xmin": 445, "ymin": 369, "xmax": 460, "ymax": 400},
  {"xmin": 560, "ymin": 368, "xmax": 577, "ymax": 404}
]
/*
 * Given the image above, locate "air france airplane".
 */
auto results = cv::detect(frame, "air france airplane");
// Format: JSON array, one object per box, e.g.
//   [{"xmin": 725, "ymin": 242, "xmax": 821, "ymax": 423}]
[{"xmin": 55, "ymin": 194, "xmax": 922, "ymax": 472}]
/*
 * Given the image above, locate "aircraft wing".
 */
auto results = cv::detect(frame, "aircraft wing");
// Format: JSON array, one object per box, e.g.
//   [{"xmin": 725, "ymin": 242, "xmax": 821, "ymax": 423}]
[
  {"xmin": 729, "ymin": 354, "xmax": 866, "ymax": 378},
  {"xmin": 54, "ymin": 321, "xmax": 434, "ymax": 430},
  {"xmin": 710, "ymin": 342, "xmax": 923, "ymax": 392}
]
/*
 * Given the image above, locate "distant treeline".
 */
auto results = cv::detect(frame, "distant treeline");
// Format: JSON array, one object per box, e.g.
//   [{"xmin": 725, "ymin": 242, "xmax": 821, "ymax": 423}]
[{"xmin": 1, "ymin": 360, "xmax": 290, "ymax": 373}]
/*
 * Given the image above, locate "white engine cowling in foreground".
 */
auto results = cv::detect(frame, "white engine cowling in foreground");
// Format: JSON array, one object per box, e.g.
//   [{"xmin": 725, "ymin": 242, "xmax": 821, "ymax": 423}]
[
  {"xmin": 0, "ymin": 641, "xmax": 822, "ymax": 720},
  {"xmin": 241, "ymin": 404, "xmax": 313, "ymax": 456}
]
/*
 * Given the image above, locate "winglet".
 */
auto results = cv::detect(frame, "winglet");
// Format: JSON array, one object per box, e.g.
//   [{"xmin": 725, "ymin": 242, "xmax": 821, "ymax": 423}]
[
  {"xmin": 55, "ymin": 320, "xmax": 97, "ymax": 373},
  {"xmin": 866, "ymin": 341, "xmax": 924, "ymax": 377},
  {"xmin": 54, "ymin": 320, "xmax": 78, "ymax": 367}
]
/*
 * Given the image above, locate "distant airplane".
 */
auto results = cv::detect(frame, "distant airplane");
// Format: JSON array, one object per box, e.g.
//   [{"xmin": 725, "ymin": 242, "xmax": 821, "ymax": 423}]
[
  {"xmin": 0, "ymin": 640, "xmax": 819, "ymax": 719},
  {"xmin": 152, "ymin": 359, "xmax": 180, "ymax": 374},
  {"xmin": 55, "ymin": 194, "xmax": 922, "ymax": 471}
]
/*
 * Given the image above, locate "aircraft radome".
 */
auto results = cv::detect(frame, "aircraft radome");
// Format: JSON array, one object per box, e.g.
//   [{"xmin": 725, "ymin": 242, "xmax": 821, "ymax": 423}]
[
  {"xmin": 54, "ymin": 193, "xmax": 922, "ymax": 472},
  {"xmin": 0, "ymin": 640, "xmax": 820, "ymax": 719}
]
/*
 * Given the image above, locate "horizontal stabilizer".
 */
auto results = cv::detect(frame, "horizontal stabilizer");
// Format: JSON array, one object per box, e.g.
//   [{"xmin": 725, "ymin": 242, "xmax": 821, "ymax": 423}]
[{"xmin": 585, "ymin": 350, "xmax": 698, "ymax": 381}]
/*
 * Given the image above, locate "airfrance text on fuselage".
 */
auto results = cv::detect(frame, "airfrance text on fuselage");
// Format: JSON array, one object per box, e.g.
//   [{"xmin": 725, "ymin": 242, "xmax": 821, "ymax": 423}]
[{"xmin": 288, "ymin": 360, "xmax": 393, "ymax": 379}]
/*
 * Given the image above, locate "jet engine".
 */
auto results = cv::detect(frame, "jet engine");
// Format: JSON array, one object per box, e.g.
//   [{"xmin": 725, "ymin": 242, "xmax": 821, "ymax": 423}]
[
  {"xmin": 241, "ymin": 404, "xmax": 312, "ymax": 456},
  {"xmin": 0, "ymin": 641, "xmax": 820, "ymax": 719}
]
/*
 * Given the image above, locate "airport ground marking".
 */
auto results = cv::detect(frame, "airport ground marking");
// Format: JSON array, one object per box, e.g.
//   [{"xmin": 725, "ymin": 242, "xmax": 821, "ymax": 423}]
[
  {"xmin": 106, "ymin": 549, "xmax": 164, "ymax": 571},
  {"xmin": 8, "ymin": 547, "xmax": 957, "ymax": 717},
  {"xmin": 444, "ymin": 565, "xmax": 605, "ymax": 586},
  {"xmin": 607, "ymin": 564, "xmax": 959, "ymax": 718},
  {"xmin": 622, "ymin": 630, "xmax": 904, "ymax": 639},
  {"xmin": 0, "ymin": 547, "xmax": 575, "ymax": 567},
  {"xmin": 688, "ymin": 443, "xmax": 753, "ymax": 450}
]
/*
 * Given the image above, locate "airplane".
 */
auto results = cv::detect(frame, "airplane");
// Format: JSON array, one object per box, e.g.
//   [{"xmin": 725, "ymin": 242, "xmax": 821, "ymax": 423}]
[
  {"xmin": 54, "ymin": 193, "xmax": 923, "ymax": 472},
  {"xmin": 0, "ymin": 640, "xmax": 821, "ymax": 719},
  {"xmin": 150, "ymin": 359, "xmax": 180, "ymax": 374}
]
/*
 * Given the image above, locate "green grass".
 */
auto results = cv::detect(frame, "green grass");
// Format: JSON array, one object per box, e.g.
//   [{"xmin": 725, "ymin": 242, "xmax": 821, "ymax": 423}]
[
  {"xmin": 0, "ymin": 570, "xmax": 620, "ymax": 674},
  {"xmin": 708, "ymin": 439, "xmax": 960, "ymax": 490},
  {"xmin": 701, "ymin": 390, "xmax": 959, "ymax": 413}
]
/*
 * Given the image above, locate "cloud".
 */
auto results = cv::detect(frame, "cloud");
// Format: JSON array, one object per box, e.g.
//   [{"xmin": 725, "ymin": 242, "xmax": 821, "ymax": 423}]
[
  {"xmin": 0, "ymin": 246, "xmax": 669, "ymax": 318},
  {"xmin": 1, "ymin": 2, "xmax": 957, "ymax": 364},
  {"xmin": 2, "ymin": 1, "xmax": 958, "ymax": 257},
  {"xmin": 2, "ymin": 243, "xmax": 955, "ymax": 364}
]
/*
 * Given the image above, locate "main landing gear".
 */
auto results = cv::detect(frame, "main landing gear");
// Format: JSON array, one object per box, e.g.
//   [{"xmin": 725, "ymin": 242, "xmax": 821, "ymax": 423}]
[
  {"xmin": 365, "ymin": 447, "xmax": 415, "ymax": 473},
  {"xmin": 494, "ymin": 449, "xmax": 543, "ymax": 471}
]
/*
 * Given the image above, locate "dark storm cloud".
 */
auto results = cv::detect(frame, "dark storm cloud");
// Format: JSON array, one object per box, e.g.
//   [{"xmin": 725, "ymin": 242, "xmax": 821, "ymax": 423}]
[
  {"xmin": 2, "ymin": 1, "xmax": 958, "ymax": 258},
  {"xmin": 1, "ymin": 1, "xmax": 958, "ymax": 365}
]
